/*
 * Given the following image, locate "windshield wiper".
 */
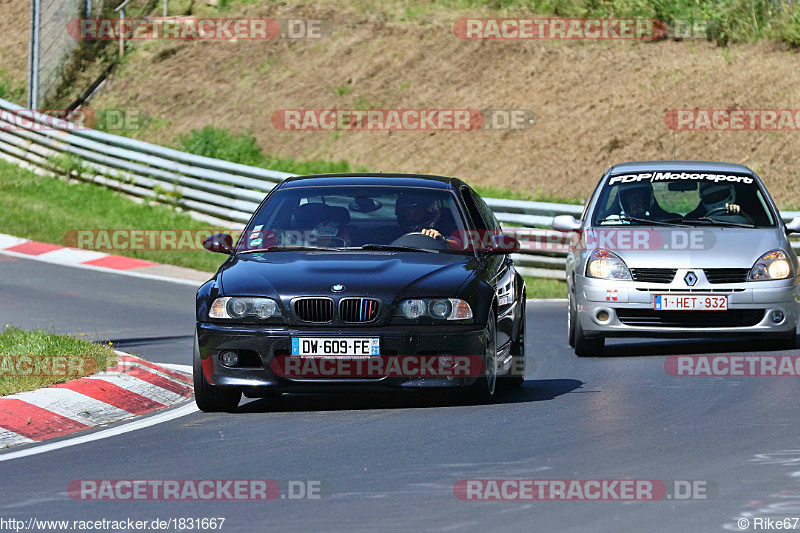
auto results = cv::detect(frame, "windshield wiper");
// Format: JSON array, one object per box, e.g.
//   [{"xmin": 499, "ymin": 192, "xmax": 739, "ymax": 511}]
[
  {"xmin": 357, "ymin": 244, "xmax": 439, "ymax": 254},
  {"xmin": 675, "ymin": 217, "xmax": 755, "ymax": 229},
  {"xmin": 237, "ymin": 246, "xmax": 342, "ymax": 255},
  {"xmin": 598, "ymin": 216, "xmax": 691, "ymax": 227}
]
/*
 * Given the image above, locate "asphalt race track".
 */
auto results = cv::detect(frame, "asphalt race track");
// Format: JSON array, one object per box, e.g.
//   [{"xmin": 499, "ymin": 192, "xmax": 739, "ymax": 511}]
[{"xmin": 1, "ymin": 254, "xmax": 799, "ymax": 532}]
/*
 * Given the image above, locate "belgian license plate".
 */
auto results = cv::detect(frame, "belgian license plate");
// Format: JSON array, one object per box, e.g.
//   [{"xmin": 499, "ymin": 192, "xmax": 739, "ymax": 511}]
[
  {"xmin": 654, "ymin": 294, "xmax": 728, "ymax": 311},
  {"xmin": 291, "ymin": 337, "xmax": 380, "ymax": 358}
]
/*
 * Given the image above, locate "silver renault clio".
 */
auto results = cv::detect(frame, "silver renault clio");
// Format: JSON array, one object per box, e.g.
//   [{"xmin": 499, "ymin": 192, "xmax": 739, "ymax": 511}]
[{"xmin": 554, "ymin": 161, "xmax": 800, "ymax": 356}]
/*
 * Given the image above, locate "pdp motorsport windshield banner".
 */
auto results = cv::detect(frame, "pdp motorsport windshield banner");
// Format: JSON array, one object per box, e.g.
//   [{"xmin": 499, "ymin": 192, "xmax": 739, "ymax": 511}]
[{"xmin": 608, "ymin": 172, "xmax": 754, "ymax": 185}]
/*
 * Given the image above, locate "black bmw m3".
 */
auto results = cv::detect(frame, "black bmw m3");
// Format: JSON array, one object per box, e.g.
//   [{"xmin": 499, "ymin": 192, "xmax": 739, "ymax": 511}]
[{"xmin": 194, "ymin": 173, "xmax": 527, "ymax": 411}]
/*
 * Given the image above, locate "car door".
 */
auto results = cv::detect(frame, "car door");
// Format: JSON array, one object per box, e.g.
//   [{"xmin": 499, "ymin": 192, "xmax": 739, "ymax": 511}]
[{"xmin": 461, "ymin": 186, "xmax": 518, "ymax": 349}]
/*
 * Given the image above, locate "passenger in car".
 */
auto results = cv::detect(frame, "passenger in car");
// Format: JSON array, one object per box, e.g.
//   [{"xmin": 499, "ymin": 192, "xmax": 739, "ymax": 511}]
[{"xmin": 618, "ymin": 182, "xmax": 679, "ymax": 221}]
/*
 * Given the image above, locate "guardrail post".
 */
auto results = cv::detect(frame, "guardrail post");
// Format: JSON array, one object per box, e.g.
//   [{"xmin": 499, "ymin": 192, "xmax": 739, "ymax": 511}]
[
  {"xmin": 27, "ymin": 0, "xmax": 41, "ymax": 110},
  {"xmin": 119, "ymin": 8, "xmax": 126, "ymax": 57}
]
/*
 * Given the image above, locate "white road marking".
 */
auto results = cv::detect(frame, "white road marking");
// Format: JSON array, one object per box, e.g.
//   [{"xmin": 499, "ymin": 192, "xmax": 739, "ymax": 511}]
[{"xmin": 0, "ymin": 401, "xmax": 199, "ymax": 462}]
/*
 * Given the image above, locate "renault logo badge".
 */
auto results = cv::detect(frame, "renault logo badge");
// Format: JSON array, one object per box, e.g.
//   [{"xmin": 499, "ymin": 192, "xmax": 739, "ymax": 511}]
[
  {"xmin": 331, "ymin": 284, "xmax": 346, "ymax": 292},
  {"xmin": 684, "ymin": 271, "xmax": 698, "ymax": 286}
]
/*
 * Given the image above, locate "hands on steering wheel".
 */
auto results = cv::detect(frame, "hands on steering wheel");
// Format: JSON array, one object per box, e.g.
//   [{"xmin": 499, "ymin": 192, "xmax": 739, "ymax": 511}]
[
  {"xmin": 419, "ymin": 228, "xmax": 444, "ymax": 241},
  {"xmin": 705, "ymin": 203, "xmax": 755, "ymax": 224}
]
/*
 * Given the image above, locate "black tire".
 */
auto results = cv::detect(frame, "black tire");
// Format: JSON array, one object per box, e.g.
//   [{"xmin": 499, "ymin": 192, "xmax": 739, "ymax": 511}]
[
  {"xmin": 500, "ymin": 299, "xmax": 525, "ymax": 389},
  {"xmin": 574, "ymin": 319, "xmax": 604, "ymax": 357},
  {"xmin": 568, "ymin": 299, "xmax": 576, "ymax": 348},
  {"xmin": 467, "ymin": 314, "xmax": 498, "ymax": 403},
  {"xmin": 193, "ymin": 336, "xmax": 241, "ymax": 413}
]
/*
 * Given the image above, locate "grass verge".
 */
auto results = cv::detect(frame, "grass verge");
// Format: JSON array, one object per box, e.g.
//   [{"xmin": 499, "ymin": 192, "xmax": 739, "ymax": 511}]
[
  {"xmin": 523, "ymin": 276, "xmax": 567, "ymax": 299},
  {"xmin": 0, "ymin": 159, "xmax": 227, "ymax": 272},
  {"xmin": 0, "ymin": 326, "xmax": 117, "ymax": 396}
]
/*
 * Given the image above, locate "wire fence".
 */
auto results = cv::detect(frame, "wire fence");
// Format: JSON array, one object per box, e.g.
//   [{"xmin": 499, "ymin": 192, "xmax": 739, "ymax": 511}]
[{"xmin": 28, "ymin": 0, "xmax": 158, "ymax": 109}]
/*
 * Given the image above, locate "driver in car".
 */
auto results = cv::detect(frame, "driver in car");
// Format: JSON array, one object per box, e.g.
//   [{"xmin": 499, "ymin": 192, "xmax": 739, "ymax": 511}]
[
  {"xmin": 395, "ymin": 193, "xmax": 460, "ymax": 249},
  {"xmin": 685, "ymin": 182, "xmax": 749, "ymax": 224}
]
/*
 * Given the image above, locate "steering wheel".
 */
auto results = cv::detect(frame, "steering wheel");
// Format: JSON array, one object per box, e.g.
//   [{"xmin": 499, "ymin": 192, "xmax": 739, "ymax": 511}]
[
  {"xmin": 704, "ymin": 206, "xmax": 756, "ymax": 225},
  {"xmin": 390, "ymin": 232, "xmax": 449, "ymax": 250}
]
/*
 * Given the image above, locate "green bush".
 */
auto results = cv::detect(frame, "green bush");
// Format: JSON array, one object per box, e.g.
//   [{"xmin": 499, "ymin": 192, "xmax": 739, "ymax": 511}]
[
  {"xmin": 770, "ymin": 2, "xmax": 800, "ymax": 48},
  {"xmin": 437, "ymin": 0, "xmax": 800, "ymax": 46},
  {"xmin": 179, "ymin": 126, "xmax": 367, "ymax": 175}
]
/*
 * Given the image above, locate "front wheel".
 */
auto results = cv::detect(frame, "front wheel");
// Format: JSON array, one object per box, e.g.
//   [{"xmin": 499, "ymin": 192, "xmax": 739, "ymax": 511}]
[
  {"xmin": 568, "ymin": 299, "xmax": 576, "ymax": 348},
  {"xmin": 574, "ymin": 318, "xmax": 604, "ymax": 357},
  {"xmin": 467, "ymin": 315, "xmax": 498, "ymax": 403},
  {"xmin": 500, "ymin": 299, "xmax": 525, "ymax": 389},
  {"xmin": 193, "ymin": 336, "xmax": 242, "ymax": 412}
]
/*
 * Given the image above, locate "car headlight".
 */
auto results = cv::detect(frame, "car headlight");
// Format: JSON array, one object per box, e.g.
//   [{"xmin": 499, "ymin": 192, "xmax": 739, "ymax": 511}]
[
  {"xmin": 749, "ymin": 250, "xmax": 793, "ymax": 281},
  {"xmin": 209, "ymin": 297, "xmax": 282, "ymax": 320},
  {"xmin": 586, "ymin": 249, "xmax": 631, "ymax": 280},
  {"xmin": 396, "ymin": 299, "xmax": 473, "ymax": 320}
]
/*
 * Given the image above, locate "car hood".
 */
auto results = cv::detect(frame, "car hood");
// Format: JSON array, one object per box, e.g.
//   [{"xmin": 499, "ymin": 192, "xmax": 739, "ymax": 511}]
[
  {"xmin": 218, "ymin": 250, "xmax": 476, "ymax": 299},
  {"xmin": 589, "ymin": 227, "xmax": 786, "ymax": 268}
]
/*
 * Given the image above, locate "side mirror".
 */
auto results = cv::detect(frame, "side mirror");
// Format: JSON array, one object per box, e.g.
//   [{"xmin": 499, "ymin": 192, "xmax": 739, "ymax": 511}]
[
  {"xmin": 203, "ymin": 233, "xmax": 233, "ymax": 254},
  {"xmin": 552, "ymin": 215, "xmax": 581, "ymax": 232},
  {"xmin": 484, "ymin": 233, "xmax": 521, "ymax": 255},
  {"xmin": 786, "ymin": 217, "xmax": 800, "ymax": 234}
]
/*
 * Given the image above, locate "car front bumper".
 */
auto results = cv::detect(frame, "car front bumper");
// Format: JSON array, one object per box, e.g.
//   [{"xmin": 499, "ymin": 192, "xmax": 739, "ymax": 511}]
[
  {"xmin": 574, "ymin": 273, "xmax": 800, "ymax": 338},
  {"xmin": 196, "ymin": 322, "xmax": 492, "ymax": 393}
]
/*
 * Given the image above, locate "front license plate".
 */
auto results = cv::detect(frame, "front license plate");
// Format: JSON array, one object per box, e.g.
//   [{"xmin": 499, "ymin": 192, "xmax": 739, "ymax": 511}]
[
  {"xmin": 654, "ymin": 294, "xmax": 728, "ymax": 311},
  {"xmin": 291, "ymin": 337, "xmax": 380, "ymax": 358}
]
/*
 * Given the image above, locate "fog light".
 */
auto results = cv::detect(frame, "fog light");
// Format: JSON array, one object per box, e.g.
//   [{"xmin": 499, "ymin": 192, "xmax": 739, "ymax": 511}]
[
  {"xmin": 770, "ymin": 310, "xmax": 785, "ymax": 324},
  {"xmin": 220, "ymin": 350, "xmax": 239, "ymax": 367},
  {"xmin": 596, "ymin": 310, "xmax": 610, "ymax": 322}
]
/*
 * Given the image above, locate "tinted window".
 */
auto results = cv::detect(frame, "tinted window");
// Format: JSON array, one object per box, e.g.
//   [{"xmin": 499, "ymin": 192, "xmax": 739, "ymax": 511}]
[{"xmin": 243, "ymin": 185, "xmax": 470, "ymax": 253}]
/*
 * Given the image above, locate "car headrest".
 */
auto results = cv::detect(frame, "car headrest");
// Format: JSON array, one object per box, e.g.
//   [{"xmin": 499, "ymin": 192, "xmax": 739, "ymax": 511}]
[
  {"xmin": 292, "ymin": 204, "xmax": 351, "ymax": 229},
  {"xmin": 325, "ymin": 206, "xmax": 351, "ymax": 225}
]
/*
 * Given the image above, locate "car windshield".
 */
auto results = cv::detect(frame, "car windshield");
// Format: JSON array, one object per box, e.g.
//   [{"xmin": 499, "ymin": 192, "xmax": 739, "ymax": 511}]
[
  {"xmin": 592, "ymin": 172, "xmax": 775, "ymax": 227},
  {"xmin": 239, "ymin": 185, "xmax": 472, "ymax": 254}
]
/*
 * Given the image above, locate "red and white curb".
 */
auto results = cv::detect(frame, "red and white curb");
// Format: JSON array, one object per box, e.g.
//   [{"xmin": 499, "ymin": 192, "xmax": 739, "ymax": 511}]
[
  {"xmin": 0, "ymin": 232, "xmax": 206, "ymax": 286},
  {"xmin": 0, "ymin": 352, "xmax": 192, "ymax": 449},
  {"xmin": 0, "ymin": 233, "xmax": 157, "ymax": 271}
]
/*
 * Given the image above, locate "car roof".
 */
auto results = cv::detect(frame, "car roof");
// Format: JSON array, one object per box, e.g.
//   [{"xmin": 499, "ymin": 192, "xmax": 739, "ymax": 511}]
[
  {"xmin": 607, "ymin": 160, "xmax": 756, "ymax": 175},
  {"xmin": 279, "ymin": 173, "xmax": 457, "ymax": 190}
]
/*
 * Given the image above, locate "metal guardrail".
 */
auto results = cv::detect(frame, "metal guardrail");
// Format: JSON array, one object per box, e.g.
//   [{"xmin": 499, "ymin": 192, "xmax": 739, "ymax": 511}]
[{"xmin": 0, "ymin": 96, "xmax": 798, "ymax": 280}]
